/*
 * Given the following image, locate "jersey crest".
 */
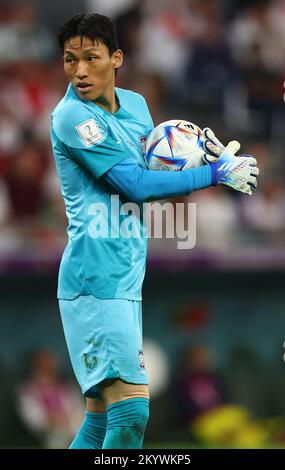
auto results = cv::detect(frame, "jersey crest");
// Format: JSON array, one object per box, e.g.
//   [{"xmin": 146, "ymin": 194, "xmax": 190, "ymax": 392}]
[{"xmin": 139, "ymin": 136, "xmax": 147, "ymax": 155}]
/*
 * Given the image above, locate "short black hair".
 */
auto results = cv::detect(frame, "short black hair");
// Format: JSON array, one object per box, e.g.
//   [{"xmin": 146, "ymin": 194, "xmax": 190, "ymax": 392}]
[{"xmin": 58, "ymin": 13, "xmax": 119, "ymax": 56}]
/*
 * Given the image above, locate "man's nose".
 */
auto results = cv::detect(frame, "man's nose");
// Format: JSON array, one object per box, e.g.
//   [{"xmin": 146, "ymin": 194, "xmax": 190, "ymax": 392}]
[{"xmin": 75, "ymin": 61, "xmax": 88, "ymax": 79}]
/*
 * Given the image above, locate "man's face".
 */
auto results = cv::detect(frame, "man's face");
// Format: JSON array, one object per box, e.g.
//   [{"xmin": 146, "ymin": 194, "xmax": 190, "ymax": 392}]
[{"xmin": 63, "ymin": 36, "xmax": 123, "ymax": 102}]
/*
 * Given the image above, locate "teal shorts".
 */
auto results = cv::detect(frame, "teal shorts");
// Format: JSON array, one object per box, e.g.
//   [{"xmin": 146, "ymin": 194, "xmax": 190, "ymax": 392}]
[{"xmin": 58, "ymin": 295, "xmax": 148, "ymax": 398}]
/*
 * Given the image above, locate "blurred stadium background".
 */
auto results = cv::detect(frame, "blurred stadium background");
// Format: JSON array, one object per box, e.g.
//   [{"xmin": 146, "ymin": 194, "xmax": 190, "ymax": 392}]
[{"xmin": 1, "ymin": 0, "xmax": 285, "ymax": 449}]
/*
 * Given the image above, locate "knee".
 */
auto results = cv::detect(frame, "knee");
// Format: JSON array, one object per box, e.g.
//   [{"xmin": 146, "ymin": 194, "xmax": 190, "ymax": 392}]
[
  {"xmin": 133, "ymin": 398, "xmax": 149, "ymax": 432},
  {"xmin": 103, "ymin": 398, "xmax": 149, "ymax": 448},
  {"xmin": 107, "ymin": 397, "xmax": 149, "ymax": 433}
]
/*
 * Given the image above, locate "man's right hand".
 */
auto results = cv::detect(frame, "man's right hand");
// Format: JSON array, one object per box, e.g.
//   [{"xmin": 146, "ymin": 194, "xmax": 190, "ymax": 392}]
[{"xmin": 202, "ymin": 128, "xmax": 259, "ymax": 196}]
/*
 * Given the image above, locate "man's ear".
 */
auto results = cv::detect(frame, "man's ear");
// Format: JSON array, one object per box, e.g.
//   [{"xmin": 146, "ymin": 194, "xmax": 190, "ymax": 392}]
[{"xmin": 112, "ymin": 49, "xmax": 123, "ymax": 70}]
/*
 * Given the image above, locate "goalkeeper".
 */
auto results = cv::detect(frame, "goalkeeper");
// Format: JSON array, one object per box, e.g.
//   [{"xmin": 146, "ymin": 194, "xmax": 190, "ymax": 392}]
[{"xmin": 50, "ymin": 13, "xmax": 259, "ymax": 450}]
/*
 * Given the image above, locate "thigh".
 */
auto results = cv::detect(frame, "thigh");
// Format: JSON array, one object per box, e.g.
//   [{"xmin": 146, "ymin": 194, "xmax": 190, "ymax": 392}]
[
  {"xmin": 59, "ymin": 295, "xmax": 109, "ymax": 399},
  {"xmin": 98, "ymin": 379, "xmax": 149, "ymax": 406},
  {"xmin": 59, "ymin": 296, "xmax": 148, "ymax": 399},
  {"xmin": 86, "ymin": 397, "xmax": 106, "ymax": 413},
  {"xmin": 103, "ymin": 299, "xmax": 147, "ymax": 382}
]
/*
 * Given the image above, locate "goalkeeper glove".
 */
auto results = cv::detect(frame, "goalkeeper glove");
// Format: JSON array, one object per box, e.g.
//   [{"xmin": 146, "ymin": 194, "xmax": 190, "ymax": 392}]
[
  {"xmin": 202, "ymin": 128, "xmax": 259, "ymax": 196},
  {"xmin": 202, "ymin": 127, "xmax": 226, "ymax": 164}
]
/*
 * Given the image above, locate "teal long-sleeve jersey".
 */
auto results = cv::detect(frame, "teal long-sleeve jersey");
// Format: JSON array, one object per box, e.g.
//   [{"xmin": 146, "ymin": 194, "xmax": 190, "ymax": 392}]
[
  {"xmin": 51, "ymin": 83, "xmax": 155, "ymax": 300},
  {"xmin": 50, "ymin": 83, "xmax": 211, "ymax": 301}
]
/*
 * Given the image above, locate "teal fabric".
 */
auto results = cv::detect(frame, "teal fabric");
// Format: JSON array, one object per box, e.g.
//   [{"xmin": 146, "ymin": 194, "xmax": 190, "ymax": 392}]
[
  {"xmin": 69, "ymin": 411, "xmax": 107, "ymax": 449},
  {"xmin": 105, "ymin": 156, "xmax": 212, "ymax": 202},
  {"xmin": 102, "ymin": 398, "xmax": 149, "ymax": 449},
  {"xmin": 50, "ymin": 83, "xmax": 153, "ymax": 301},
  {"xmin": 58, "ymin": 295, "xmax": 148, "ymax": 398}
]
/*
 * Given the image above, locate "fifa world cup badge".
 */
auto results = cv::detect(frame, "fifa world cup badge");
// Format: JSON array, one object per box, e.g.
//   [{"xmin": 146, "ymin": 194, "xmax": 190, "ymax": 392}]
[{"xmin": 76, "ymin": 118, "xmax": 103, "ymax": 146}]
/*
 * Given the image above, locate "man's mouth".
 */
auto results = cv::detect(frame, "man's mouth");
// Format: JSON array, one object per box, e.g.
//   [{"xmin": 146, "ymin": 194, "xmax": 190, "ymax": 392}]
[{"xmin": 77, "ymin": 83, "xmax": 93, "ymax": 93}]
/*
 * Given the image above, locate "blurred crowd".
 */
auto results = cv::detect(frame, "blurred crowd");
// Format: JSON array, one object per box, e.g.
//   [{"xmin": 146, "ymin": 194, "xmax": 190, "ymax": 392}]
[
  {"xmin": 1, "ymin": 0, "xmax": 285, "ymax": 268},
  {"xmin": 2, "ymin": 342, "xmax": 282, "ymax": 448},
  {"xmin": 0, "ymin": 348, "xmax": 84, "ymax": 448},
  {"xmin": 174, "ymin": 344, "xmax": 285, "ymax": 447},
  {"xmin": 16, "ymin": 349, "xmax": 84, "ymax": 448}
]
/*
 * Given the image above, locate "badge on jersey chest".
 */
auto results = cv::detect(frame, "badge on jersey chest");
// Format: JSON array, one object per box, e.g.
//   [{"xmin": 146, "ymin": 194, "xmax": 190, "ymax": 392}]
[
  {"xmin": 139, "ymin": 350, "xmax": 145, "ymax": 369},
  {"xmin": 139, "ymin": 136, "xmax": 147, "ymax": 155},
  {"xmin": 76, "ymin": 118, "xmax": 103, "ymax": 146}
]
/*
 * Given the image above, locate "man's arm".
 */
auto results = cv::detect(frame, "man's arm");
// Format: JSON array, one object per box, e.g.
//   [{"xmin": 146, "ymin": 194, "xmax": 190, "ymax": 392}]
[
  {"xmin": 103, "ymin": 157, "xmax": 212, "ymax": 203},
  {"xmin": 51, "ymin": 103, "xmax": 212, "ymax": 199},
  {"xmin": 52, "ymin": 104, "xmax": 258, "ymax": 200}
]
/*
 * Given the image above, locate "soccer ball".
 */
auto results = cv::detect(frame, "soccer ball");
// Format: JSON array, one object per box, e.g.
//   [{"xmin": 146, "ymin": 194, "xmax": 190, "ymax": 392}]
[{"xmin": 144, "ymin": 119, "xmax": 205, "ymax": 171}]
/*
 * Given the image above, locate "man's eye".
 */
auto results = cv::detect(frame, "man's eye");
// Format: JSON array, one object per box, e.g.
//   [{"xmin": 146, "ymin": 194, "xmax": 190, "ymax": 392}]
[
  {"xmin": 88, "ymin": 57, "xmax": 97, "ymax": 61},
  {"xmin": 65, "ymin": 58, "xmax": 76, "ymax": 63}
]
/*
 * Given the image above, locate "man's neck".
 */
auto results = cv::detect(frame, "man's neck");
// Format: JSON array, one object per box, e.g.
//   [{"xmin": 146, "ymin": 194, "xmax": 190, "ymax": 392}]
[{"xmin": 94, "ymin": 85, "xmax": 118, "ymax": 114}]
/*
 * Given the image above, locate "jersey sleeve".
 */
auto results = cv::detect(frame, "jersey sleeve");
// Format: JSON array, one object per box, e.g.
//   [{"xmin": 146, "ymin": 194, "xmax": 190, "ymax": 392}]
[
  {"xmin": 104, "ymin": 157, "xmax": 212, "ymax": 202},
  {"xmin": 51, "ymin": 102, "xmax": 128, "ymax": 179}
]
